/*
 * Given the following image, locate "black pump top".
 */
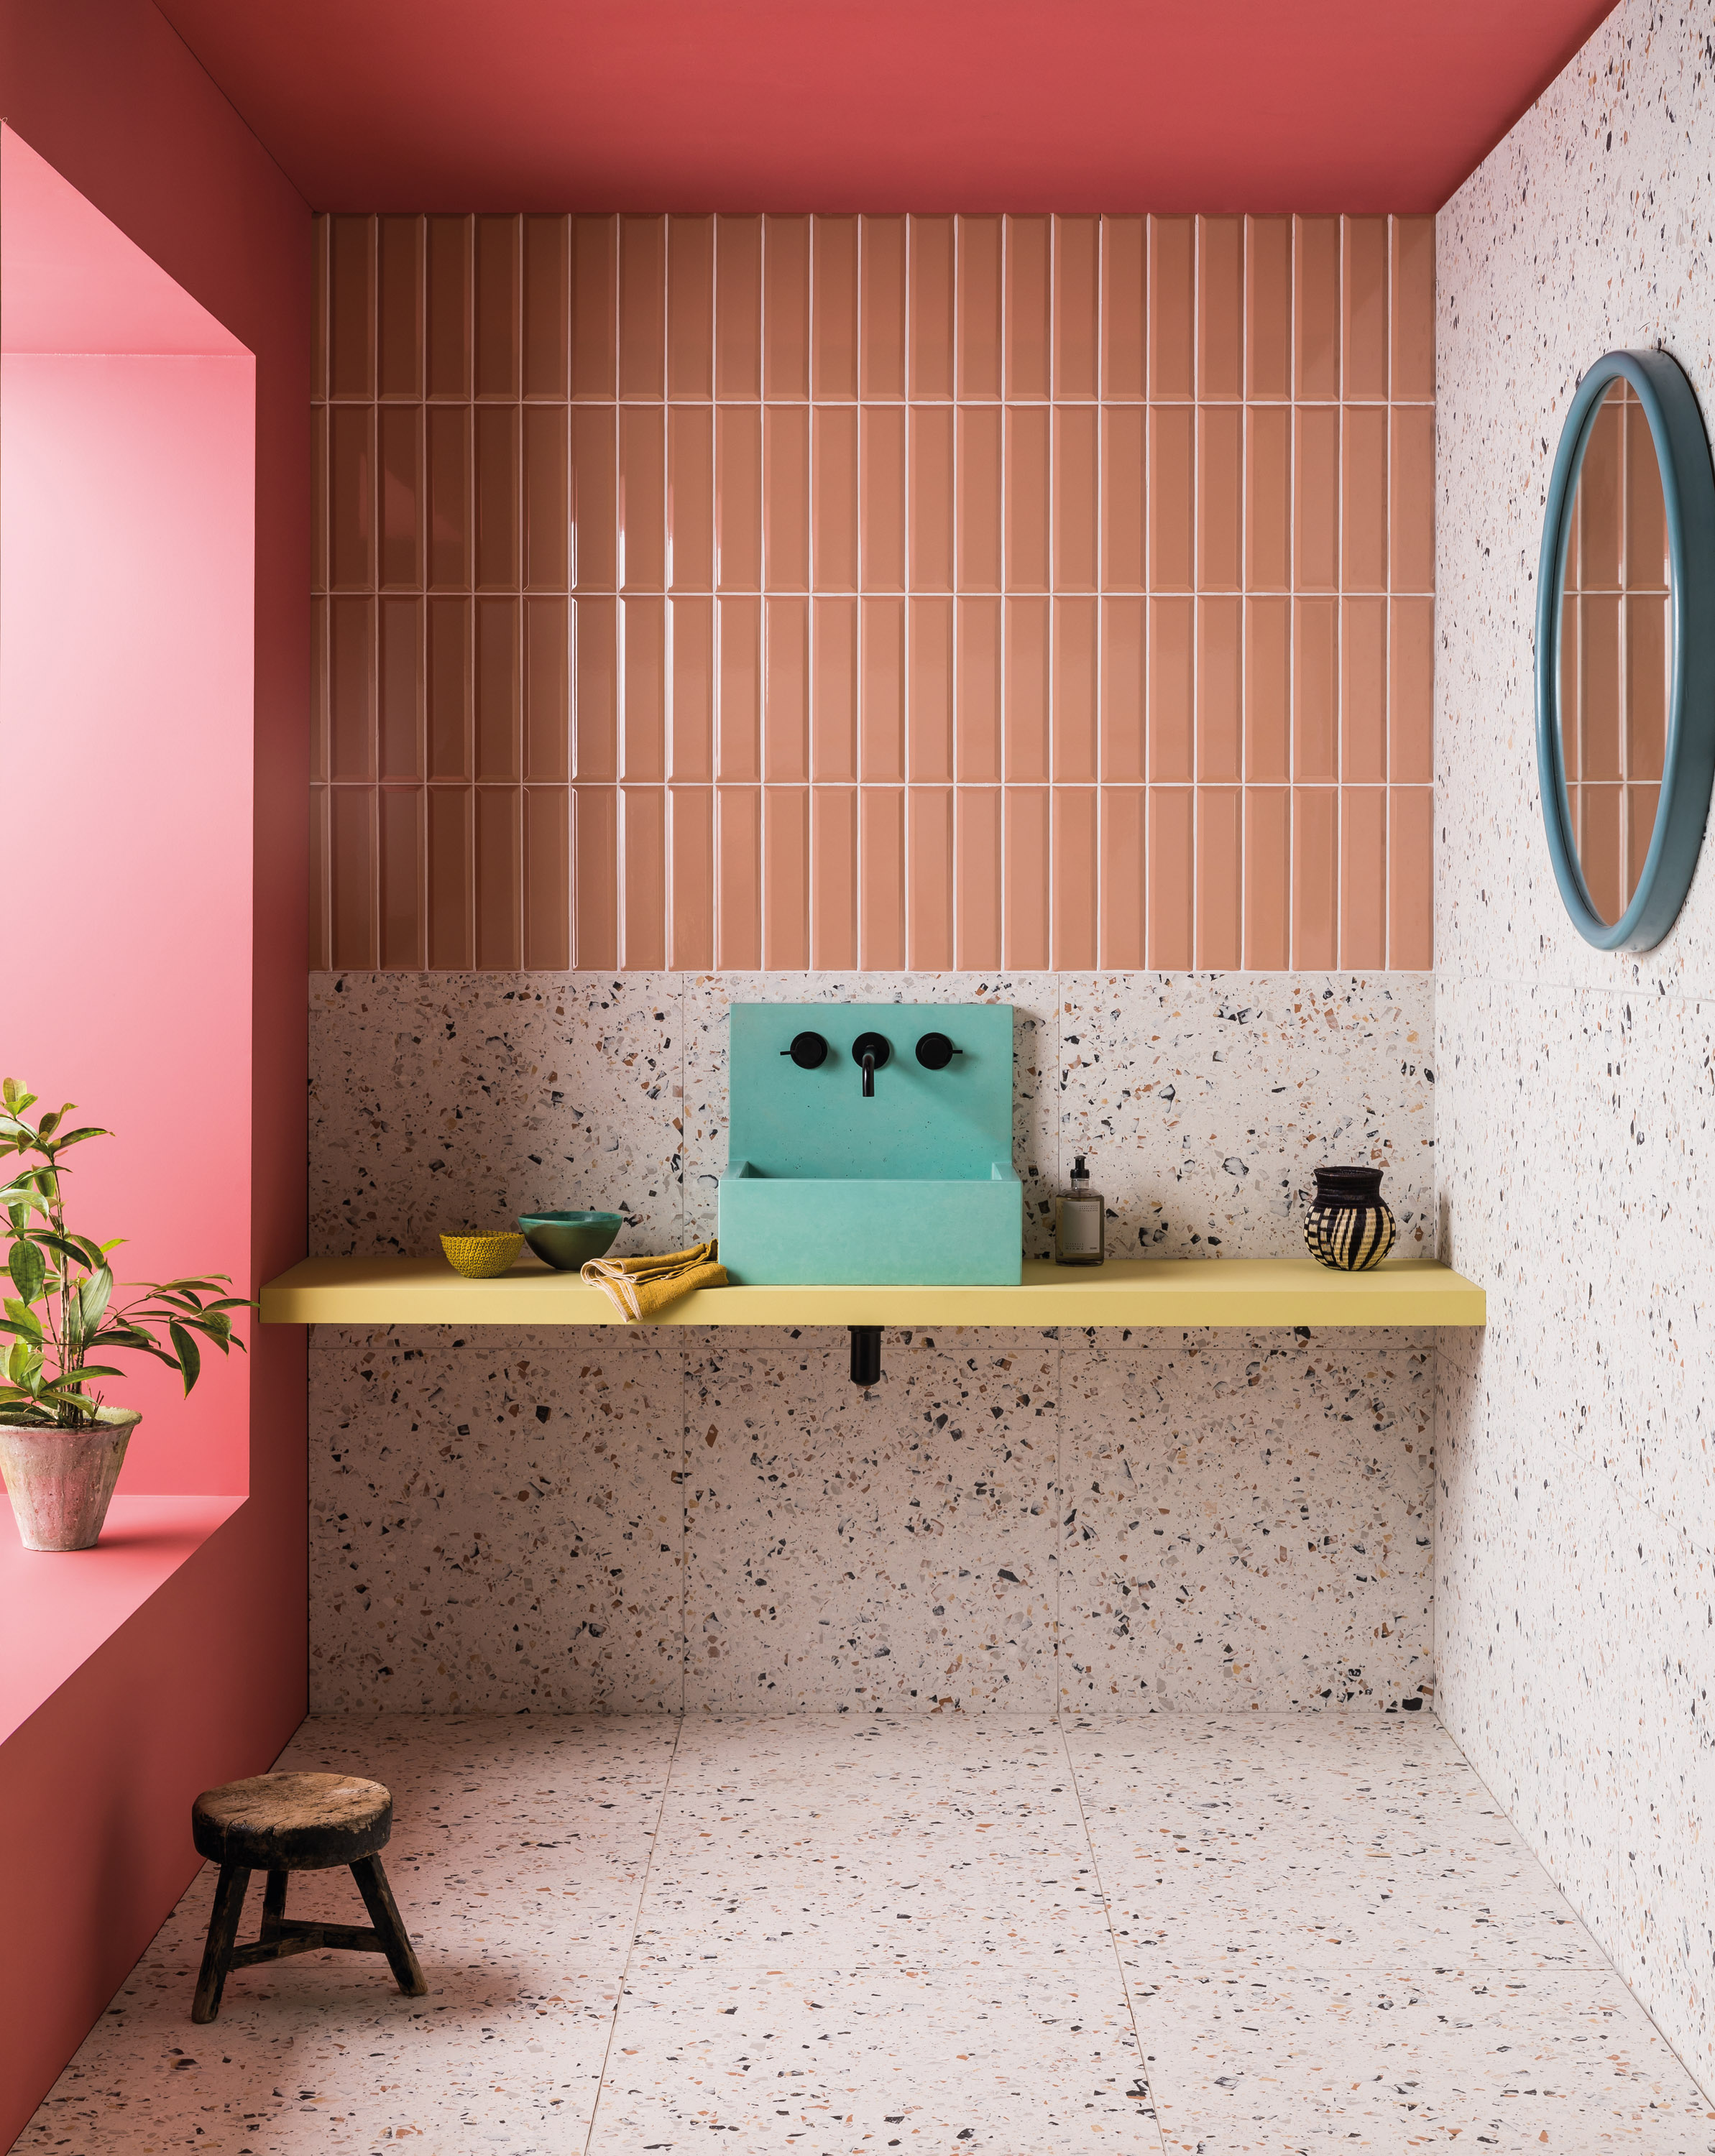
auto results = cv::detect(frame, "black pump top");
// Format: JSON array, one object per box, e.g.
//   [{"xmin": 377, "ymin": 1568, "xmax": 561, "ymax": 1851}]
[{"xmin": 1071, "ymin": 1154, "xmax": 1090, "ymax": 1182}]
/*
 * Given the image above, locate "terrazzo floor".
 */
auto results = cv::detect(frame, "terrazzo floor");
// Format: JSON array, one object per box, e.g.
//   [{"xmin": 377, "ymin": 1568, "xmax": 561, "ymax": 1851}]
[{"xmin": 16, "ymin": 1712, "xmax": 1714, "ymax": 2155}]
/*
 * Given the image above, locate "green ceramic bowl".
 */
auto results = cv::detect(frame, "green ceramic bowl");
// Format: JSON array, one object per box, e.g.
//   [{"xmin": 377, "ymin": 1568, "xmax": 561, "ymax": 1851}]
[{"xmin": 518, "ymin": 1210, "xmax": 622, "ymax": 1271}]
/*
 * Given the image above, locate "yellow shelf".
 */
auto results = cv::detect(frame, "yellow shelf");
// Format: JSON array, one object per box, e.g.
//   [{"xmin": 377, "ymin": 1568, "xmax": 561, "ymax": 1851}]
[{"xmin": 261, "ymin": 1255, "xmax": 1484, "ymax": 1330}]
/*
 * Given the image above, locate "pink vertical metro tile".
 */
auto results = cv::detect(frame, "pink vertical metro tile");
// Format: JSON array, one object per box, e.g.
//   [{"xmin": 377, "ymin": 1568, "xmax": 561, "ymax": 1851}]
[
  {"xmin": 909, "ymin": 596, "xmax": 954, "ymax": 783},
  {"xmin": 862, "ymin": 597, "xmax": 906, "ymax": 781},
  {"xmin": 622, "ymin": 596, "xmax": 666, "ymax": 780},
  {"xmin": 1627, "ymin": 396, "xmax": 1669, "ymax": 590},
  {"xmin": 1295, "ymin": 407, "xmax": 1339, "ymax": 591},
  {"xmin": 811, "ymin": 786, "xmax": 858, "ymax": 969},
  {"xmin": 1389, "ymin": 596, "xmax": 1433, "ymax": 783},
  {"xmin": 910, "ymin": 215, "xmax": 955, "ymax": 398},
  {"xmin": 1243, "ymin": 787, "xmax": 1290, "ymax": 967},
  {"xmin": 909, "ymin": 406, "xmax": 954, "ymax": 591},
  {"xmin": 312, "ymin": 406, "xmax": 328, "ymax": 595},
  {"xmin": 1391, "ymin": 407, "xmax": 1436, "ymax": 592},
  {"xmin": 1148, "ymin": 596, "xmax": 1194, "ymax": 782},
  {"xmin": 474, "ymin": 405, "xmax": 520, "ymax": 591},
  {"xmin": 428, "ymin": 785, "xmax": 474, "ymax": 968},
  {"xmin": 715, "ymin": 786, "xmax": 761, "ymax": 967},
  {"xmin": 861, "ymin": 405, "xmax": 906, "ymax": 590},
  {"xmin": 1246, "ymin": 215, "xmax": 1291, "ymax": 400},
  {"xmin": 669, "ymin": 594, "xmax": 714, "ymax": 782},
  {"xmin": 717, "ymin": 595, "xmax": 761, "ymax": 781},
  {"xmin": 618, "ymin": 214, "xmax": 665, "ymax": 398},
  {"xmin": 330, "ymin": 784, "xmax": 377, "ymax": 969},
  {"xmin": 1246, "ymin": 406, "xmax": 1290, "ymax": 591},
  {"xmin": 1103, "ymin": 216, "xmax": 1146, "ymax": 398},
  {"xmin": 474, "ymin": 215, "xmax": 519, "ymax": 399},
  {"xmin": 1291, "ymin": 788, "xmax": 1338, "ymax": 967},
  {"xmin": 668, "ymin": 405, "xmax": 714, "ymax": 590},
  {"xmin": 569, "ymin": 405, "xmax": 617, "ymax": 591},
  {"xmin": 1054, "ymin": 597, "xmax": 1098, "ymax": 781},
  {"xmin": 620, "ymin": 784, "xmax": 667, "ymax": 969},
  {"xmin": 1198, "ymin": 406, "xmax": 1242, "ymax": 591},
  {"xmin": 426, "ymin": 215, "xmax": 472, "ymax": 400},
  {"xmin": 380, "ymin": 596, "xmax": 422, "ymax": 780},
  {"xmin": 1198, "ymin": 216, "xmax": 1243, "ymax": 400},
  {"xmin": 1627, "ymin": 783, "xmax": 1660, "ymax": 906},
  {"xmin": 764, "ymin": 405, "xmax": 810, "ymax": 590},
  {"xmin": 523, "ymin": 404, "xmax": 569, "ymax": 591},
  {"xmin": 814, "ymin": 406, "xmax": 859, "ymax": 591},
  {"xmin": 309, "ymin": 786, "xmax": 330, "ymax": 967},
  {"xmin": 1338, "ymin": 786, "xmax": 1386, "ymax": 969},
  {"xmin": 1054, "ymin": 216, "xmax": 1099, "ymax": 397},
  {"xmin": 475, "ymin": 784, "xmax": 523, "ymax": 969},
  {"xmin": 716, "ymin": 406, "xmax": 763, "ymax": 591},
  {"xmin": 523, "ymin": 786, "xmax": 570, "ymax": 969},
  {"xmin": 1003, "ymin": 788, "xmax": 1051, "ymax": 969},
  {"xmin": 1149, "ymin": 216, "xmax": 1194, "ymax": 399},
  {"xmin": 380, "ymin": 786, "xmax": 425, "ymax": 969},
  {"xmin": 814, "ymin": 596, "xmax": 858, "ymax": 780},
  {"xmin": 668, "ymin": 786, "xmax": 714, "ymax": 970},
  {"xmin": 715, "ymin": 216, "xmax": 762, "ymax": 399},
  {"xmin": 768, "ymin": 785, "xmax": 815, "ymax": 970},
  {"xmin": 1146, "ymin": 788, "xmax": 1193, "ymax": 969},
  {"xmin": 809, "ymin": 216, "xmax": 854, "ymax": 399},
  {"xmin": 379, "ymin": 407, "xmax": 422, "ymax": 591},
  {"xmin": 475, "ymin": 594, "xmax": 521, "ymax": 781},
  {"xmin": 1292, "ymin": 596, "xmax": 1338, "ymax": 780},
  {"xmin": 328, "ymin": 405, "xmax": 374, "ymax": 592},
  {"xmin": 1197, "ymin": 596, "xmax": 1242, "ymax": 783},
  {"xmin": 909, "ymin": 787, "xmax": 955, "ymax": 970},
  {"xmin": 1579, "ymin": 397, "xmax": 1622, "ymax": 586},
  {"xmin": 766, "ymin": 214, "xmax": 812, "ymax": 400},
  {"xmin": 328, "ymin": 596, "xmax": 376, "ymax": 780},
  {"xmin": 1100, "ymin": 786, "xmax": 1146, "ymax": 969},
  {"xmin": 311, "ymin": 597, "xmax": 329, "ymax": 779},
  {"xmin": 1102, "ymin": 597, "xmax": 1146, "ymax": 782},
  {"xmin": 1103, "ymin": 405, "xmax": 1146, "ymax": 590},
  {"xmin": 1341, "ymin": 407, "xmax": 1388, "ymax": 592},
  {"xmin": 957, "ymin": 599, "xmax": 1002, "ymax": 783},
  {"xmin": 1627, "ymin": 591, "xmax": 1668, "ymax": 780},
  {"xmin": 765, "ymin": 597, "xmax": 809, "ymax": 782},
  {"xmin": 571, "ymin": 215, "xmax": 617, "ymax": 398},
  {"xmin": 378, "ymin": 215, "xmax": 423, "ymax": 400},
  {"xmin": 1391, "ymin": 215, "xmax": 1435, "ymax": 400},
  {"xmin": 1149, "ymin": 407, "xmax": 1194, "ymax": 591},
  {"xmin": 524, "ymin": 595, "xmax": 569, "ymax": 782},
  {"xmin": 1054, "ymin": 406, "xmax": 1098, "ymax": 591},
  {"xmin": 957, "ymin": 407, "xmax": 1003, "ymax": 591},
  {"xmin": 1245, "ymin": 596, "xmax": 1290, "ymax": 781},
  {"xmin": 571, "ymin": 596, "xmax": 616, "ymax": 778},
  {"xmin": 521, "ymin": 214, "xmax": 569, "ymax": 400},
  {"xmin": 667, "ymin": 215, "xmax": 714, "ymax": 399},
  {"xmin": 1196, "ymin": 786, "xmax": 1242, "ymax": 968},
  {"xmin": 862, "ymin": 216, "xmax": 906, "ymax": 398},
  {"xmin": 328, "ymin": 213, "xmax": 374, "ymax": 400},
  {"xmin": 1294, "ymin": 216, "xmax": 1339, "ymax": 398},
  {"xmin": 956, "ymin": 788, "xmax": 1003, "ymax": 967},
  {"xmin": 312, "ymin": 214, "xmax": 329, "ymax": 402},
  {"xmin": 1341, "ymin": 597, "xmax": 1387, "ymax": 782},
  {"xmin": 1341, "ymin": 216, "xmax": 1388, "ymax": 400},
  {"xmin": 957, "ymin": 216, "xmax": 1003, "ymax": 398},
  {"xmin": 1388, "ymin": 788, "xmax": 1432, "ymax": 969},
  {"xmin": 1006, "ymin": 406, "xmax": 1050, "ymax": 591},
  {"xmin": 1006, "ymin": 215, "xmax": 1050, "ymax": 397},
  {"xmin": 1006, "ymin": 597, "xmax": 1051, "ymax": 782},
  {"xmin": 428, "ymin": 596, "xmax": 472, "ymax": 779},
  {"xmin": 860, "ymin": 787, "xmax": 906, "ymax": 969},
  {"xmin": 1053, "ymin": 787, "xmax": 1100, "ymax": 969},
  {"xmin": 1580, "ymin": 785, "xmax": 1622, "ymax": 923}
]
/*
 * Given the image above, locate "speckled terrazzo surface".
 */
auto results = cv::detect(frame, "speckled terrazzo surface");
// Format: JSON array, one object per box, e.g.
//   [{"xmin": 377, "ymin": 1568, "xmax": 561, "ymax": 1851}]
[
  {"xmin": 19, "ymin": 1713, "xmax": 1714, "ymax": 2155},
  {"xmin": 1437, "ymin": 0, "xmax": 1715, "ymax": 2104}
]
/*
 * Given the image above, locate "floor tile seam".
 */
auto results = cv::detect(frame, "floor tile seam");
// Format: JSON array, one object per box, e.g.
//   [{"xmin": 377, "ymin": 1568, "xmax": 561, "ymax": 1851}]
[{"xmin": 1055, "ymin": 1715, "xmax": 1170, "ymax": 2156}]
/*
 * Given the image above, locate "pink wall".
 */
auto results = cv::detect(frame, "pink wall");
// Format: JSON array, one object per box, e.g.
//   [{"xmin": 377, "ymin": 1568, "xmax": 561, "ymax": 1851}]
[{"xmin": 0, "ymin": 2, "xmax": 309, "ymax": 2140}]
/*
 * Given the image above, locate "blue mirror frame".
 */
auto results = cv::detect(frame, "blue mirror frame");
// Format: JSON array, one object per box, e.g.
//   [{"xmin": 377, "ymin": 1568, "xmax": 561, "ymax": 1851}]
[{"xmin": 1536, "ymin": 348, "xmax": 1715, "ymax": 950}]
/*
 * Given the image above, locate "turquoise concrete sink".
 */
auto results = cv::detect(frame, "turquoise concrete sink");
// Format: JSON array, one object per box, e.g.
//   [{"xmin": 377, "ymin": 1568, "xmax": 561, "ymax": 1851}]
[{"xmin": 718, "ymin": 1002, "xmax": 1021, "ymax": 1286}]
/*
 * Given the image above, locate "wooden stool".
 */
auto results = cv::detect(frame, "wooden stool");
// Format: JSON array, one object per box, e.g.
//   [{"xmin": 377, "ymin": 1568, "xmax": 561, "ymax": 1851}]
[{"xmin": 190, "ymin": 1771, "xmax": 428, "ymax": 2022}]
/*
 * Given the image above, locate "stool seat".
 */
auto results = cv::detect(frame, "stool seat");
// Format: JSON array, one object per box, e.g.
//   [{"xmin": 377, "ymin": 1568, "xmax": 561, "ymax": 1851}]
[{"xmin": 192, "ymin": 1772, "xmax": 393, "ymax": 1871}]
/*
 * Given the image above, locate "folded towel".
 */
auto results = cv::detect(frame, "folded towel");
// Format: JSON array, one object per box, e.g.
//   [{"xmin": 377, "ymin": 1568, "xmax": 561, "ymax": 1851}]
[{"xmin": 579, "ymin": 1238, "xmax": 727, "ymax": 1322}]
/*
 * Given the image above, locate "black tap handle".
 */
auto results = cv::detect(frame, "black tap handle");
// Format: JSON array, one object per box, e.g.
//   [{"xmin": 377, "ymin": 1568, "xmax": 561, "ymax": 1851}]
[
  {"xmin": 914, "ymin": 1031, "xmax": 964, "ymax": 1071},
  {"xmin": 782, "ymin": 1031, "xmax": 829, "ymax": 1069}
]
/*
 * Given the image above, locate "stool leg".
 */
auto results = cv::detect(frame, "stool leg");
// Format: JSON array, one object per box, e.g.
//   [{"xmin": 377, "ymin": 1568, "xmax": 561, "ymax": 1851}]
[
  {"xmin": 192, "ymin": 1864, "xmax": 249, "ymax": 2024},
  {"xmin": 261, "ymin": 1869, "xmax": 288, "ymax": 1940},
  {"xmin": 351, "ymin": 1856, "xmax": 428, "ymax": 1997}
]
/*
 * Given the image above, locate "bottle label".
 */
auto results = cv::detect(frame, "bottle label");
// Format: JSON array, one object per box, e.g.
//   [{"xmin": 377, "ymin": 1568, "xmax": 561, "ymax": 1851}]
[{"xmin": 1059, "ymin": 1201, "xmax": 1102, "ymax": 1255}]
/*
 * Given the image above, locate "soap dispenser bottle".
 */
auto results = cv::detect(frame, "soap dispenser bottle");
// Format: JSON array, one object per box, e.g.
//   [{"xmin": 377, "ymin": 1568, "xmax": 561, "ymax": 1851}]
[{"xmin": 1054, "ymin": 1154, "xmax": 1105, "ymax": 1266}]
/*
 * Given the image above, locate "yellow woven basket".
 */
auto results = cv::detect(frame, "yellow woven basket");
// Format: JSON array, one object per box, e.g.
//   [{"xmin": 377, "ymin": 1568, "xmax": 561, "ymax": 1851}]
[{"xmin": 440, "ymin": 1230, "xmax": 524, "ymax": 1279}]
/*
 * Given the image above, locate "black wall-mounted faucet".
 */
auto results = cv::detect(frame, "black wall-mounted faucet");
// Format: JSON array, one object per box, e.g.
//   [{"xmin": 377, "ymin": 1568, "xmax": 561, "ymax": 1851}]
[{"xmin": 850, "ymin": 1031, "xmax": 891, "ymax": 1097}]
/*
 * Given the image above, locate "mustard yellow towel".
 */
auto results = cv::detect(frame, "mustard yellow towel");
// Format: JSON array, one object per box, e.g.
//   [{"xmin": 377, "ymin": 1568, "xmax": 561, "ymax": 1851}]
[{"xmin": 579, "ymin": 1238, "xmax": 727, "ymax": 1321}]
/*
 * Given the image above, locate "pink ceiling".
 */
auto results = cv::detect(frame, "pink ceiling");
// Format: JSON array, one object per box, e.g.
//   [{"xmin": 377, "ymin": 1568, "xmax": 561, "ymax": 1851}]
[{"xmin": 154, "ymin": 0, "xmax": 1617, "ymax": 215}]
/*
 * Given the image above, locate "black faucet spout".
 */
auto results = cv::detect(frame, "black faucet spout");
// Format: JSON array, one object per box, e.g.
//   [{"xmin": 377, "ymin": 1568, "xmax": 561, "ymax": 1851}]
[{"xmin": 862, "ymin": 1051, "xmax": 875, "ymax": 1097}]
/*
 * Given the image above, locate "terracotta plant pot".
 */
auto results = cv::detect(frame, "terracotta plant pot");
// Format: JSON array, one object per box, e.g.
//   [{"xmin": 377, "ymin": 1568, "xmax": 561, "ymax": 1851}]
[{"xmin": 0, "ymin": 1408, "xmax": 142, "ymax": 1551}]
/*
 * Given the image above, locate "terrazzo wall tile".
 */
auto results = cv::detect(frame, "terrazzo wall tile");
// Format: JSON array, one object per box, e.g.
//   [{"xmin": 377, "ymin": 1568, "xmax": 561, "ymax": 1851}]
[
  {"xmin": 1058, "ymin": 971, "xmax": 1434, "ymax": 1257},
  {"xmin": 1438, "ymin": 0, "xmax": 1715, "ymax": 2090},
  {"xmin": 1057, "ymin": 1325, "xmax": 1434, "ymax": 1710}
]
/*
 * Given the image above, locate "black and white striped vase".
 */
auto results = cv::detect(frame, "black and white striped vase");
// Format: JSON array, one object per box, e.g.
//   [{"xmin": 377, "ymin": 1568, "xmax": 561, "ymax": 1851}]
[{"xmin": 1303, "ymin": 1166, "xmax": 1396, "ymax": 1271}]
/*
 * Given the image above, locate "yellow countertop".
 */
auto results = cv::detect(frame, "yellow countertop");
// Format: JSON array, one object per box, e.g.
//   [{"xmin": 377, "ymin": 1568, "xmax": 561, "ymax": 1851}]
[{"xmin": 261, "ymin": 1254, "xmax": 1484, "ymax": 1329}]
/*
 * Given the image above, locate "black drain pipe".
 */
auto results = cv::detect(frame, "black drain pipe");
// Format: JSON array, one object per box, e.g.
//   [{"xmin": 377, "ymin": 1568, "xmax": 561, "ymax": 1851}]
[{"xmin": 848, "ymin": 1326, "xmax": 882, "ymax": 1388}]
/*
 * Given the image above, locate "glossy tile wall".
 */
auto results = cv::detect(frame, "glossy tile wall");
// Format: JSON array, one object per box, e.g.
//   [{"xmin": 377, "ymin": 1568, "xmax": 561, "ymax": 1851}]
[
  {"xmin": 311, "ymin": 213, "xmax": 1435, "ymax": 973},
  {"xmin": 1437, "ymin": 0, "xmax": 1715, "ymax": 2096}
]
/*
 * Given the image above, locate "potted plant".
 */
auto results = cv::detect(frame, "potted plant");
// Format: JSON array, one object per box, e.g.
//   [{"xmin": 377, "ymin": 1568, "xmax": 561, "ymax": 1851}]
[{"xmin": 0, "ymin": 1078, "xmax": 252, "ymax": 1552}]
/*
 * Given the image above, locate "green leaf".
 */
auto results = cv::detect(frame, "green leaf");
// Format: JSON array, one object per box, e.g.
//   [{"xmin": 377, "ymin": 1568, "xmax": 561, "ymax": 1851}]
[
  {"xmin": 167, "ymin": 1321, "xmax": 202, "ymax": 1394},
  {"xmin": 8, "ymin": 1239, "xmax": 45, "ymax": 1305},
  {"xmin": 27, "ymin": 1232, "xmax": 91, "ymax": 1273},
  {"xmin": 35, "ymin": 1109, "xmax": 60, "ymax": 1140},
  {"xmin": 47, "ymin": 1126, "xmax": 106, "ymax": 1149},
  {"xmin": 78, "ymin": 1267, "xmax": 114, "ymax": 1334},
  {"xmin": 3, "ymin": 1301, "xmax": 42, "ymax": 1342}
]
